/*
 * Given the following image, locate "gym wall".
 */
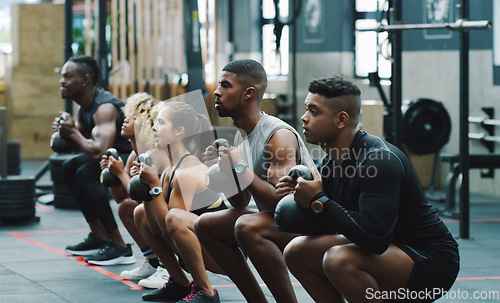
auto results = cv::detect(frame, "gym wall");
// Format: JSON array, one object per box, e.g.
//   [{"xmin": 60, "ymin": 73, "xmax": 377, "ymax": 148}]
[
  {"xmin": 6, "ymin": 3, "xmax": 64, "ymax": 159},
  {"xmin": 215, "ymin": 0, "xmax": 498, "ymax": 196}
]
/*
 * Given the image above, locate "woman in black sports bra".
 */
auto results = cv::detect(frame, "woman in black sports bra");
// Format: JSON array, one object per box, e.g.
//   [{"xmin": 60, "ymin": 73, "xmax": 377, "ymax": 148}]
[{"xmin": 133, "ymin": 101, "xmax": 226, "ymax": 302}]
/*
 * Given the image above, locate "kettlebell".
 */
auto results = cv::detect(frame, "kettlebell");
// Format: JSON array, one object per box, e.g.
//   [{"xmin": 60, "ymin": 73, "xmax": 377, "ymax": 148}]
[
  {"xmin": 274, "ymin": 165, "xmax": 319, "ymax": 234},
  {"xmin": 205, "ymin": 139, "xmax": 234, "ymax": 193},
  {"xmin": 127, "ymin": 153, "xmax": 154, "ymax": 201},
  {"xmin": 212, "ymin": 138, "xmax": 230, "ymax": 149},
  {"xmin": 287, "ymin": 165, "xmax": 313, "ymax": 181},
  {"xmin": 100, "ymin": 148, "xmax": 122, "ymax": 187},
  {"xmin": 50, "ymin": 113, "xmax": 74, "ymax": 153}
]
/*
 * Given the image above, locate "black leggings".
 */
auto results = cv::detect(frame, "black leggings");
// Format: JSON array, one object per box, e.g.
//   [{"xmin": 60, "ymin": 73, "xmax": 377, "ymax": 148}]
[{"xmin": 61, "ymin": 153, "xmax": 121, "ymax": 234}]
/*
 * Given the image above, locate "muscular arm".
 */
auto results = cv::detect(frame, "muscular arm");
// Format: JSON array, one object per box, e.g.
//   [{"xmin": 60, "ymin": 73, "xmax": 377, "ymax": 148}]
[
  {"xmin": 142, "ymin": 167, "xmax": 170, "ymax": 229},
  {"xmin": 108, "ymin": 150, "xmax": 136, "ymax": 201},
  {"xmin": 316, "ymin": 150, "xmax": 403, "ymax": 254},
  {"xmin": 71, "ymin": 103, "xmax": 120, "ymax": 160},
  {"xmin": 229, "ymin": 128, "xmax": 300, "ymax": 211}
]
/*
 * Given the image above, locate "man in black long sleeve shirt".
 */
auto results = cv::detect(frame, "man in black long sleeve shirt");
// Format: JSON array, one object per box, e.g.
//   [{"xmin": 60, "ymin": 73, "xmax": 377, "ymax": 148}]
[{"xmin": 276, "ymin": 76, "xmax": 459, "ymax": 303}]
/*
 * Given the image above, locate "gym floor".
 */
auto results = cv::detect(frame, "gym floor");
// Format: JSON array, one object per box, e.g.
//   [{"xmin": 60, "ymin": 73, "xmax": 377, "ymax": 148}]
[{"xmin": 0, "ymin": 160, "xmax": 499, "ymax": 303}]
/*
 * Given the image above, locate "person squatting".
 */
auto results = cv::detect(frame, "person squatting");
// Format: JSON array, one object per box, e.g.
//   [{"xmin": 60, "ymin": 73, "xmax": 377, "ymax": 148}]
[{"xmin": 56, "ymin": 56, "xmax": 459, "ymax": 303}]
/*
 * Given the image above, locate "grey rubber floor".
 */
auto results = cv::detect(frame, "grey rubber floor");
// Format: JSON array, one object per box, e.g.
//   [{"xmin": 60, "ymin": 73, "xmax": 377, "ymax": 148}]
[{"xmin": 1, "ymin": 159, "xmax": 499, "ymax": 302}]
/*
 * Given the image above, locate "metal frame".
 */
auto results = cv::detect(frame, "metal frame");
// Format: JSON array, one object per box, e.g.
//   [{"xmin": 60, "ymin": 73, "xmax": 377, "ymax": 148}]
[
  {"xmin": 356, "ymin": 19, "xmax": 491, "ymax": 32},
  {"xmin": 357, "ymin": 0, "xmax": 491, "ymax": 239},
  {"xmin": 64, "ymin": 0, "xmax": 73, "ymax": 114},
  {"xmin": 0, "ymin": 107, "xmax": 6, "ymax": 179}
]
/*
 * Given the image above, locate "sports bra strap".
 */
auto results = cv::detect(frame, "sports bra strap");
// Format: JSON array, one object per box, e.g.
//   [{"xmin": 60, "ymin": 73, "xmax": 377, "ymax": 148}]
[{"xmin": 164, "ymin": 154, "xmax": 195, "ymax": 204}]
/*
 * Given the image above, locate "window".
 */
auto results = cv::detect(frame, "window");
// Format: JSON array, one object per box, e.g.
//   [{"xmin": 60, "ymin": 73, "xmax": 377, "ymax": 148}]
[
  {"xmin": 354, "ymin": 0, "xmax": 391, "ymax": 79},
  {"xmin": 198, "ymin": 0, "xmax": 216, "ymax": 84},
  {"xmin": 262, "ymin": 0, "xmax": 289, "ymax": 76}
]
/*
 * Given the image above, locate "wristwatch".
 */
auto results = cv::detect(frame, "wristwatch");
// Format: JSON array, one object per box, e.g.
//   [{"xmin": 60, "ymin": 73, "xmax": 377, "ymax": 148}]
[
  {"xmin": 310, "ymin": 195, "xmax": 329, "ymax": 214},
  {"xmin": 233, "ymin": 161, "xmax": 249, "ymax": 174},
  {"xmin": 149, "ymin": 186, "xmax": 163, "ymax": 197}
]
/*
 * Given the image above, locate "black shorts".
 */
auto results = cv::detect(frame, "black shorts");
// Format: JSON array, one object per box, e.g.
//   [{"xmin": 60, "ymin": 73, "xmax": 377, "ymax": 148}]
[
  {"xmin": 191, "ymin": 200, "xmax": 228, "ymax": 216},
  {"xmin": 394, "ymin": 242, "xmax": 460, "ymax": 303}
]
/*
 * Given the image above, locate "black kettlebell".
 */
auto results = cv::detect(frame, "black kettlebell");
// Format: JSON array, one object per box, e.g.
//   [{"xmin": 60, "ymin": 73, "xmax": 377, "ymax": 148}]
[
  {"xmin": 274, "ymin": 165, "xmax": 319, "ymax": 234},
  {"xmin": 205, "ymin": 139, "xmax": 233, "ymax": 193},
  {"xmin": 100, "ymin": 148, "xmax": 122, "ymax": 187},
  {"xmin": 287, "ymin": 165, "xmax": 313, "ymax": 181},
  {"xmin": 50, "ymin": 114, "xmax": 74, "ymax": 153},
  {"xmin": 212, "ymin": 138, "xmax": 230, "ymax": 149},
  {"xmin": 127, "ymin": 153, "xmax": 154, "ymax": 201}
]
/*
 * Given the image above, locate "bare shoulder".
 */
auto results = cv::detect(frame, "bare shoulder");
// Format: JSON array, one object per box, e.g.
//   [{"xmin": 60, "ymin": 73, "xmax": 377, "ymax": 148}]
[
  {"xmin": 176, "ymin": 157, "xmax": 207, "ymax": 187},
  {"xmin": 268, "ymin": 128, "xmax": 299, "ymax": 157},
  {"xmin": 94, "ymin": 103, "xmax": 120, "ymax": 124}
]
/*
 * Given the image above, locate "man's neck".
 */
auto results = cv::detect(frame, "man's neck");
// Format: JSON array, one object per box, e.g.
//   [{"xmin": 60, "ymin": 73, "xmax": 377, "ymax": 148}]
[
  {"xmin": 231, "ymin": 105, "xmax": 263, "ymax": 136},
  {"xmin": 75, "ymin": 87, "xmax": 96, "ymax": 110},
  {"xmin": 323, "ymin": 126, "xmax": 359, "ymax": 166}
]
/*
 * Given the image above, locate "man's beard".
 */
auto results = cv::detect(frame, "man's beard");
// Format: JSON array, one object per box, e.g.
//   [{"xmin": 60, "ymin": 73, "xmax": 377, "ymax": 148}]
[{"xmin": 216, "ymin": 105, "xmax": 230, "ymax": 117}]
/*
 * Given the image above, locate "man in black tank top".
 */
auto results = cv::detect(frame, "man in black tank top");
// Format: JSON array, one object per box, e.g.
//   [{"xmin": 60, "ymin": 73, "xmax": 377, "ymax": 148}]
[
  {"xmin": 54, "ymin": 56, "xmax": 134, "ymax": 265},
  {"xmin": 277, "ymin": 76, "xmax": 459, "ymax": 303}
]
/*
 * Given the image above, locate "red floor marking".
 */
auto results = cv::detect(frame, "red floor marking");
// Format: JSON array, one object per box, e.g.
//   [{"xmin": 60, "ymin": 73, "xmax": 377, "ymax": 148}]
[
  {"xmin": 213, "ymin": 282, "xmax": 302, "ymax": 288},
  {"xmin": 457, "ymin": 276, "xmax": 500, "ymax": 281},
  {"xmin": 35, "ymin": 204, "xmax": 54, "ymax": 213},
  {"xmin": 443, "ymin": 218, "xmax": 500, "ymax": 223},
  {"xmin": 16, "ymin": 228, "xmax": 127, "ymax": 235},
  {"xmin": 9, "ymin": 231, "xmax": 143, "ymax": 290},
  {"xmin": 10, "ymin": 230, "xmax": 497, "ymax": 290}
]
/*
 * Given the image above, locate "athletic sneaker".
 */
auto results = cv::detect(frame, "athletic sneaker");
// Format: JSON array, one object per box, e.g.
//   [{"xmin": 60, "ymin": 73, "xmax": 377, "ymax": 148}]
[
  {"xmin": 139, "ymin": 266, "xmax": 170, "ymax": 289},
  {"xmin": 120, "ymin": 259, "xmax": 156, "ymax": 280},
  {"xmin": 65, "ymin": 233, "xmax": 107, "ymax": 256},
  {"xmin": 85, "ymin": 241, "xmax": 135, "ymax": 265},
  {"xmin": 142, "ymin": 277, "xmax": 192, "ymax": 302},
  {"xmin": 177, "ymin": 287, "xmax": 220, "ymax": 303}
]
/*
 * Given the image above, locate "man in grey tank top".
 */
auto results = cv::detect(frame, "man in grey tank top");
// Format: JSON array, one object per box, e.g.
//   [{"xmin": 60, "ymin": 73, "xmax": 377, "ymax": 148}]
[{"xmin": 195, "ymin": 59, "xmax": 315, "ymax": 303}]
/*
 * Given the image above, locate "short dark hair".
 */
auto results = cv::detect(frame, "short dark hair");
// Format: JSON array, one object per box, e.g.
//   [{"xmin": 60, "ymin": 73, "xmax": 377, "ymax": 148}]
[
  {"xmin": 222, "ymin": 59, "xmax": 267, "ymax": 88},
  {"xmin": 68, "ymin": 56, "xmax": 101, "ymax": 86},
  {"xmin": 309, "ymin": 76, "xmax": 361, "ymax": 126},
  {"xmin": 308, "ymin": 75, "xmax": 361, "ymax": 99}
]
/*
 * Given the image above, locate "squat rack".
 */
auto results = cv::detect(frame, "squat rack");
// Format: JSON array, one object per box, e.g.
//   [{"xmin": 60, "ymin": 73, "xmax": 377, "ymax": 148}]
[{"xmin": 357, "ymin": 0, "xmax": 491, "ymax": 239}]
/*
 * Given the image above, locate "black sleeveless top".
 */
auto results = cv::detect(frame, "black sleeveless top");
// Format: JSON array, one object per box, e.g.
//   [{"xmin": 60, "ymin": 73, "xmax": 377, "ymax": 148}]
[
  {"xmin": 163, "ymin": 154, "xmax": 221, "ymax": 212},
  {"xmin": 78, "ymin": 87, "xmax": 132, "ymax": 154}
]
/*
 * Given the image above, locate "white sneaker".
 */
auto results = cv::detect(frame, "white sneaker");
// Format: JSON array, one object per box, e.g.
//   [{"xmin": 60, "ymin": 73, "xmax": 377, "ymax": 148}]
[
  {"xmin": 120, "ymin": 259, "xmax": 156, "ymax": 280},
  {"xmin": 138, "ymin": 266, "xmax": 169, "ymax": 289}
]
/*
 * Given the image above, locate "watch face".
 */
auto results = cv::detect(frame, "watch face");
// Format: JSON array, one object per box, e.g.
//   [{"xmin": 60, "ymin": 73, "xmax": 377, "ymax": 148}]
[
  {"xmin": 150, "ymin": 187, "xmax": 161, "ymax": 195},
  {"xmin": 311, "ymin": 201, "xmax": 323, "ymax": 213},
  {"xmin": 235, "ymin": 162, "xmax": 247, "ymax": 173}
]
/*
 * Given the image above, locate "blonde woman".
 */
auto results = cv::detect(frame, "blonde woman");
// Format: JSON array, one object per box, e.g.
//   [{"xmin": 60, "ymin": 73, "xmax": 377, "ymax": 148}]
[{"xmin": 98, "ymin": 93, "xmax": 168, "ymax": 288}]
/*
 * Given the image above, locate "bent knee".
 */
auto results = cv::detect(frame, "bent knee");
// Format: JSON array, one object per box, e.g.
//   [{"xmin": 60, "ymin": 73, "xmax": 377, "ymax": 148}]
[
  {"xmin": 165, "ymin": 209, "xmax": 188, "ymax": 231},
  {"xmin": 194, "ymin": 211, "xmax": 217, "ymax": 238},
  {"xmin": 133, "ymin": 204, "xmax": 146, "ymax": 226},
  {"xmin": 322, "ymin": 245, "xmax": 355, "ymax": 276},
  {"xmin": 234, "ymin": 213, "xmax": 265, "ymax": 242},
  {"xmin": 283, "ymin": 236, "xmax": 309, "ymax": 265},
  {"xmin": 118, "ymin": 199, "xmax": 138, "ymax": 216}
]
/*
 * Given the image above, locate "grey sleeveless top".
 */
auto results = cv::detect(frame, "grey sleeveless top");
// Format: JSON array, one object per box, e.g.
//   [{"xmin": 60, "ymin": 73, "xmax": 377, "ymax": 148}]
[{"xmin": 234, "ymin": 113, "xmax": 316, "ymax": 211}]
